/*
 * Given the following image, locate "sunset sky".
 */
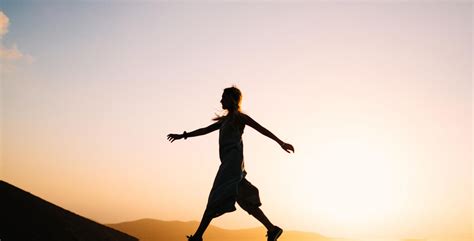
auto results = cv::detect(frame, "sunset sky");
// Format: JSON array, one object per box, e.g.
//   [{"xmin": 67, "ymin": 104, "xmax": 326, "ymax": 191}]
[{"xmin": 1, "ymin": 1, "xmax": 472, "ymax": 241}]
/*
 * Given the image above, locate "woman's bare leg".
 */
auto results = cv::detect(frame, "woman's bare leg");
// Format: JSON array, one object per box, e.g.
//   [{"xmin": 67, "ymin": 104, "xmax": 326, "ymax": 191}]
[
  {"xmin": 248, "ymin": 207, "xmax": 277, "ymax": 231},
  {"xmin": 193, "ymin": 214, "xmax": 213, "ymax": 238}
]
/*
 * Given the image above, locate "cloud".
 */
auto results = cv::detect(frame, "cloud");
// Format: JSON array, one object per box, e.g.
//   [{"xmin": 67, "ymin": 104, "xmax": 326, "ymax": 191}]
[
  {"xmin": 0, "ymin": 11, "xmax": 9, "ymax": 38},
  {"xmin": 0, "ymin": 44, "xmax": 22, "ymax": 60},
  {"xmin": 0, "ymin": 11, "xmax": 33, "ymax": 74}
]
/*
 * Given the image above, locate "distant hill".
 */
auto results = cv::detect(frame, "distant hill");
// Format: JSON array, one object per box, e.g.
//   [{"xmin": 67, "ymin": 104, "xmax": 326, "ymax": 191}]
[
  {"xmin": 0, "ymin": 180, "xmax": 138, "ymax": 241},
  {"xmin": 108, "ymin": 218, "xmax": 337, "ymax": 241}
]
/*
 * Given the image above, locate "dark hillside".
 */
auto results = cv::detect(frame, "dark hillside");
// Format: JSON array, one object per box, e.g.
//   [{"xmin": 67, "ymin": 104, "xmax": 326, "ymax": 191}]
[{"xmin": 0, "ymin": 180, "xmax": 138, "ymax": 241}]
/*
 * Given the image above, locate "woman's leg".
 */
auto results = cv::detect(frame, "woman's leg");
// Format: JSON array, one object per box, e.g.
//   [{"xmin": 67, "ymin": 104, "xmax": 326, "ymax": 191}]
[
  {"xmin": 194, "ymin": 207, "xmax": 276, "ymax": 234},
  {"xmin": 249, "ymin": 207, "xmax": 283, "ymax": 241},
  {"xmin": 193, "ymin": 213, "xmax": 213, "ymax": 238},
  {"xmin": 248, "ymin": 207, "xmax": 277, "ymax": 231},
  {"xmin": 237, "ymin": 179, "xmax": 277, "ymax": 232}
]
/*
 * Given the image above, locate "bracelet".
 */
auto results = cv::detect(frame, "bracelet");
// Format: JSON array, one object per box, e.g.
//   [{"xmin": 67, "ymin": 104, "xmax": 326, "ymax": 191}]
[{"xmin": 183, "ymin": 131, "xmax": 188, "ymax": 140}]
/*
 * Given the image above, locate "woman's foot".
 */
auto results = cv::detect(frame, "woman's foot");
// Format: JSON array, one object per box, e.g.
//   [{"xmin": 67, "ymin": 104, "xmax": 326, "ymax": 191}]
[
  {"xmin": 186, "ymin": 235, "xmax": 203, "ymax": 241},
  {"xmin": 266, "ymin": 226, "xmax": 283, "ymax": 241}
]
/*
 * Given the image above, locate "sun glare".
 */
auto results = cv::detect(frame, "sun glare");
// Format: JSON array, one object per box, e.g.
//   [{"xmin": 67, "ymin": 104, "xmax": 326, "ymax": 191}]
[{"xmin": 294, "ymin": 130, "xmax": 405, "ymax": 232}]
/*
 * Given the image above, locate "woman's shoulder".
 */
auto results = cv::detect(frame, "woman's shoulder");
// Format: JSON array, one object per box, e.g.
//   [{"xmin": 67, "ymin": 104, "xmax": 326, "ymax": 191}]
[
  {"xmin": 216, "ymin": 111, "xmax": 249, "ymax": 126},
  {"xmin": 231, "ymin": 111, "xmax": 244, "ymax": 120},
  {"xmin": 235, "ymin": 112, "xmax": 254, "ymax": 128},
  {"xmin": 236, "ymin": 112, "xmax": 251, "ymax": 123},
  {"xmin": 235, "ymin": 111, "xmax": 249, "ymax": 118}
]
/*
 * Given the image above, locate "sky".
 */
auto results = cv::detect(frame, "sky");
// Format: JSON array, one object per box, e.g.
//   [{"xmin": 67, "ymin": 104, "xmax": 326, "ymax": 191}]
[{"xmin": 0, "ymin": 1, "xmax": 472, "ymax": 240}]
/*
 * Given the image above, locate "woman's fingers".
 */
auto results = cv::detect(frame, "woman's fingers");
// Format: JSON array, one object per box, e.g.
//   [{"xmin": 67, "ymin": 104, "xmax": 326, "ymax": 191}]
[
  {"xmin": 167, "ymin": 134, "xmax": 176, "ymax": 142},
  {"xmin": 282, "ymin": 143, "xmax": 295, "ymax": 153},
  {"xmin": 289, "ymin": 144, "xmax": 295, "ymax": 153},
  {"xmin": 167, "ymin": 133, "xmax": 183, "ymax": 143}
]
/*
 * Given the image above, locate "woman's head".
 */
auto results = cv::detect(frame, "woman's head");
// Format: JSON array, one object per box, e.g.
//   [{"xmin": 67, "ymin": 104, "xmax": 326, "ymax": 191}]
[{"xmin": 220, "ymin": 86, "xmax": 242, "ymax": 112}]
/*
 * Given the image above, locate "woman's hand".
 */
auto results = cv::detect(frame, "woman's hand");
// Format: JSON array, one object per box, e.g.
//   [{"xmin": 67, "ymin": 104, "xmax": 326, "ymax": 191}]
[
  {"xmin": 167, "ymin": 133, "xmax": 183, "ymax": 143},
  {"xmin": 280, "ymin": 142, "xmax": 295, "ymax": 153}
]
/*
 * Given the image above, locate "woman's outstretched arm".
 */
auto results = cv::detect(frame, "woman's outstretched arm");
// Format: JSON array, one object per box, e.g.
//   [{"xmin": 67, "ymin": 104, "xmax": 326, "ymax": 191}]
[
  {"xmin": 167, "ymin": 121, "xmax": 221, "ymax": 143},
  {"xmin": 242, "ymin": 114, "xmax": 295, "ymax": 153}
]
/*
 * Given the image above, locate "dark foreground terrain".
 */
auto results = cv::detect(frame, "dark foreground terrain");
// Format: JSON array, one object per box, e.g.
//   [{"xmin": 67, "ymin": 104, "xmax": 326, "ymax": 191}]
[{"xmin": 0, "ymin": 180, "xmax": 137, "ymax": 241}]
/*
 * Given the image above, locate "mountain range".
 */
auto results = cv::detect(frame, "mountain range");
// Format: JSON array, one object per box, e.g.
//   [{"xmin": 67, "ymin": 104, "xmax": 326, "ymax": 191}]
[{"xmin": 107, "ymin": 218, "xmax": 344, "ymax": 241}]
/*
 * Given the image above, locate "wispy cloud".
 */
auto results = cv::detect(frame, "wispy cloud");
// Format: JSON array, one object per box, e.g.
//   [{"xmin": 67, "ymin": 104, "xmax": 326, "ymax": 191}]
[
  {"xmin": 0, "ymin": 11, "xmax": 33, "ymax": 74},
  {"xmin": 0, "ymin": 11, "xmax": 9, "ymax": 37}
]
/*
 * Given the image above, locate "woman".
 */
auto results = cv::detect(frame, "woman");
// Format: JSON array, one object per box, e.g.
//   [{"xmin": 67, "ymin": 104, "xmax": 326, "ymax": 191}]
[{"xmin": 167, "ymin": 86, "xmax": 294, "ymax": 241}]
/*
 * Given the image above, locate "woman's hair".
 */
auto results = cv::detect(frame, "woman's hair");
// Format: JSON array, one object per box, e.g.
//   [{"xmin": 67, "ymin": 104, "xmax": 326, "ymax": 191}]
[
  {"xmin": 224, "ymin": 86, "xmax": 242, "ymax": 112},
  {"xmin": 213, "ymin": 86, "xmax": 242, "ymax": 121}
]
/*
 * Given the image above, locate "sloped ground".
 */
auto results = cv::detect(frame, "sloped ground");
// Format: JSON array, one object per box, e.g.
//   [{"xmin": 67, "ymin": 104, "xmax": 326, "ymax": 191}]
[{"xmin": 0, "ymin": 180, "xmax": 138, "ymax": 241}]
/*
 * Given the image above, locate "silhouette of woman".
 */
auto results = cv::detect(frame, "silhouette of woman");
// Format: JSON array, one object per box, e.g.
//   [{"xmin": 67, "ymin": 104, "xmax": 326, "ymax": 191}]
[{"xmin": 167, "ymin": 86, "xmax": 294, "ymax": 241}]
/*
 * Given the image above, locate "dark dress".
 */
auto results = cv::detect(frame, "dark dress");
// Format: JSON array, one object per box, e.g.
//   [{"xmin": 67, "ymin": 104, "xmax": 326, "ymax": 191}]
[{"xmin": 204, "ymin": 114, "xmax": 261, "ymax": 218}]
